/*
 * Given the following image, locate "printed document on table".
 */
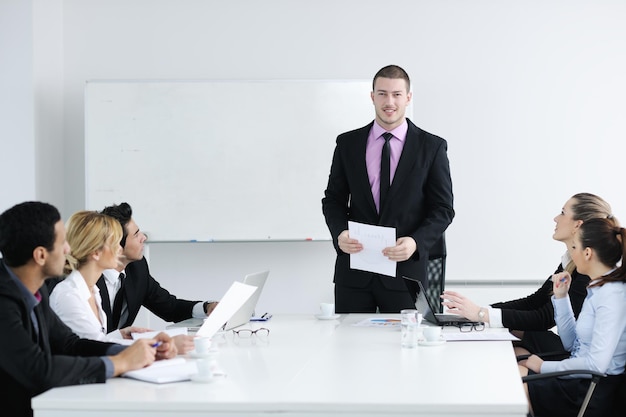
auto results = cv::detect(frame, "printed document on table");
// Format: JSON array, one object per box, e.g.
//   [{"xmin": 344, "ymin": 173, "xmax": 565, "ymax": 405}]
[
  {"xmin": 348, "ymin": 221, "xmax": 396, "ymax": 277},
  {"xmin": 195, "ymin": 281, "xmax": 258, "ymax": 338},
  {"xmin": 353, "ymin": 318, "xmax": 401, "ymax": 327}
]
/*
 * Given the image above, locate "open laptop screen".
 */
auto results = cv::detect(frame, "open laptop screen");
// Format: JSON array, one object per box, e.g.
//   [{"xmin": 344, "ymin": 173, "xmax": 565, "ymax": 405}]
[
  {"xmin": 223, "ymin": 270, "xmax": 269, "ymax": 330},
  {"xmin": 403, "ymin": 276, "xmax": 478, "ymax": 326}
]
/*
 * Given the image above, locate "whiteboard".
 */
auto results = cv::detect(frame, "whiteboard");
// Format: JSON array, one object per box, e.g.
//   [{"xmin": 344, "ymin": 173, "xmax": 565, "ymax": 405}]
[{"xmin": 85, "ymin": 80, "xmax": 381, "ymax": 241}]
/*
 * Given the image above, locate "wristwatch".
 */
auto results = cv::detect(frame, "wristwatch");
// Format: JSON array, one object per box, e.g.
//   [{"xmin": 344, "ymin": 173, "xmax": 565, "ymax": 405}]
[{"xmin": 477, "ymin": 307, "xmax": 486, "ymax": 321}]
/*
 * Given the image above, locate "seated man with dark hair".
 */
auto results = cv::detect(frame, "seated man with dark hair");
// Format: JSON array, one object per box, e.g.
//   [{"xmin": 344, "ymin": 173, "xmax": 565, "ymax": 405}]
[
  {"xmin": 97, "ymin": 202, "xmax": 218, "ymax": 332},
  {"xmin": 0, "ymin": 201, "xmax": 177, "ymax": 417}
]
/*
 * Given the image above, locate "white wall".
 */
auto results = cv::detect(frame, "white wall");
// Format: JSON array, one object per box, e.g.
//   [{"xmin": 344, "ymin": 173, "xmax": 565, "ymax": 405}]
[
  {"xmin": 33, "ymin": 0, "xmax": 65, "ymax": 209},
  {"xmin": 0, "ymin": 0, "xmax": 36, "ymax": 212},
  {"xmin": 0, "ymin": 0, "xmax": 64, "ymax": 213},
  {"xmin": 5, "ymin": 0, "xmax": 626, "ymax": 328},
  {"xmin": 143, "ymin": 241, "xmax": 338, "ymax": 329}
]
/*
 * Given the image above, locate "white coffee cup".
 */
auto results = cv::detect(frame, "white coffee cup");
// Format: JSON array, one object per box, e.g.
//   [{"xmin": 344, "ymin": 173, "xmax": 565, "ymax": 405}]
[
  {"xmin": 196, "ymin": 356, "xmax": 215, "ymax": 378},
  {"xmin": 194, "ymin": 336, "xmax": 212, "ymax": 355},
  {"xmin": 320, "ymin": 302, "xmax": 335, "ymax": 317},
  {"xmin": 423, "ymin": 326, "xmax": 442, "ymax": 342}
]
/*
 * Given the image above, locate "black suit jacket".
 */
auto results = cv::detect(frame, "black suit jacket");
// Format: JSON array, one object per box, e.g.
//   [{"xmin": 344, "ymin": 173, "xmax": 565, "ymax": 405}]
[
  {"xmin": 493, "ymin": 263, "xmax": 590, "ymax": 330},
  {"xmin": 0, "ymin": 260, "xmax": 112, "ymax": 417},
  {"xmin": 97, "ymin": 257, "xmax": 201, "ymax": 329},
  {"xmin": 322, "ymin": 119, "xmax": 455, "ymax": 291}
]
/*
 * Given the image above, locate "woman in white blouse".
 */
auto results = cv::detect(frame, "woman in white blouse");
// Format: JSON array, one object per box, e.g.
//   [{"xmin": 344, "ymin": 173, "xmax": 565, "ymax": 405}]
[
  {"xmin": 518, "ymin": 217, "xmax": 626, "ymax": 417},
  {"xmin": 50, "ymin": 210, "xmax": 148, "ymax": 343}
]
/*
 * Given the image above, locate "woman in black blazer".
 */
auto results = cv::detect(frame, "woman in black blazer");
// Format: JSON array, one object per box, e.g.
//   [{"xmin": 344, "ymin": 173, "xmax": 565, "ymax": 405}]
[{"xmin": 442, "ymin": 193, "xmax": 612, "ymax": 355}]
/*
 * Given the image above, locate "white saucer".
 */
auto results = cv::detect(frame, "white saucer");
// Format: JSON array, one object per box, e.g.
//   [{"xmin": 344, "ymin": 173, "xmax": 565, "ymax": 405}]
[
  {"xmin": 315, "ymin": 314, "xmax": 340, "ymax": 320},
  {"xmin": 190, "ymin": 373, "xmax": 222, "ymax": 383},
  {"xmin": 189, "ymin": 351, "xmax": 218, "ymax": 359},
  {"xmin": 418, "ymin": 338, "xmax": 446, "ymax": 347}
]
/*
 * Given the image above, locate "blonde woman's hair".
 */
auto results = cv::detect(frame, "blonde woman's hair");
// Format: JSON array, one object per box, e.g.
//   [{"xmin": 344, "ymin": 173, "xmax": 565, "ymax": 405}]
[
  {"xmin": 64, "ymin": 211, "xmax": 123, "ymax": 274},
  {"xmin": 564, "ymin": 193, "xmax": 614, "ymax": 274}
]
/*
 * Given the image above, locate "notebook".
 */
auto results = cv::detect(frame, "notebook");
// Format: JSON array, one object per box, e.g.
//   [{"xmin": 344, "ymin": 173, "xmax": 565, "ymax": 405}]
[
  {"xmin": 122, "ymin": 357, "xmax": 195, "ymax": 383},
  {"xmin": 168, "ymin": 270, "xmax": 269, "ymax": 332},
  {"xmin": 404, "ymin": 277, "xmax": 481, "ymax": 326}
]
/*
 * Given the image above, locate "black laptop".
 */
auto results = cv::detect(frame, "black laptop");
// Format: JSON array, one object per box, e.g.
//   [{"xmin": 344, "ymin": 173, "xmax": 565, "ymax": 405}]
[{"xmin": 404, "ymin": 277, "xmax": 482, "ymax": 326}]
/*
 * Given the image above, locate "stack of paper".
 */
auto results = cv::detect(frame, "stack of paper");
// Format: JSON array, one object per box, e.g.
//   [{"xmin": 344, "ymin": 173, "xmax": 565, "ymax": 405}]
[{"xmin": 122, "ymin": 357, "xmax": 196, "ymax": 383}]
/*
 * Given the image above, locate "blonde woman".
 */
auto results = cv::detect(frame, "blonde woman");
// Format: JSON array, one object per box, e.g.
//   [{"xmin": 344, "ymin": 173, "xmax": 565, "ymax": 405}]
[{"xmin": 50, "ymin": 211, "xmax": 149, "ymax": 343}]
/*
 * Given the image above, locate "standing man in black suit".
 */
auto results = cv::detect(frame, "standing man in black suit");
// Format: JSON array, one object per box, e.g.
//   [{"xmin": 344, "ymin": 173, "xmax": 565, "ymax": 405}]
[
  {"xmin": 322, "ymin": 65, "xmax": 455, "ymax": 313},
  {"xmin": 98, "ymin": 202, "xmax": 218, "ymax": 332}
]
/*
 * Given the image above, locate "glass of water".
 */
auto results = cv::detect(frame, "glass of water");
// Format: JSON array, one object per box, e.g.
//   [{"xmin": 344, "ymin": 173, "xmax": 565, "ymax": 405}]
[{"xmin": 400, "ymin": 309, "xmax": 420, "ymax": 348}]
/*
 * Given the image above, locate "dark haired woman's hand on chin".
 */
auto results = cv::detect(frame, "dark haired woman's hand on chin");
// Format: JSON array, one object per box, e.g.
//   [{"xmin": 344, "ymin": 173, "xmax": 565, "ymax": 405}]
[{"xmin": 551, "ymin": 272, "xmax": 571, "ymax": 298}]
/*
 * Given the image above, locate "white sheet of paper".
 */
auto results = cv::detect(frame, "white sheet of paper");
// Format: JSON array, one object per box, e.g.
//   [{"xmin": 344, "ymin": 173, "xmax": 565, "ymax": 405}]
[
  {"xmin": 442, "ymin": 330, "xmax": 520, "ymax": 342},
  {"xmin": 131, "ymin": 327, "xmax": 188, "ymax": 340},
  {"xmin": 122, "ymin": 357, "xmax": 195, "ymax": 383},
  {"xmin": 348, "ymin": 221, "xmax": 396, "ymax": 277},
  {"xmin": 195, "ymin": 281, "xmax": 258, "ymax": 338}
]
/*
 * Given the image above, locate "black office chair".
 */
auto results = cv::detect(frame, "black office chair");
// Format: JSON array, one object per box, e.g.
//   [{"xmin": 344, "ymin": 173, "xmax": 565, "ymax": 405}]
[
  {"xmin": 522, "ymin": 369, "xmax": 606, "ymax": 417},
  {"xmin": 518, "ymin": 352, "xmax": 624, "ymax": 417},
  {"xmin": 426, "ymin": 255, "xmax": 446, "ymax": 313}
]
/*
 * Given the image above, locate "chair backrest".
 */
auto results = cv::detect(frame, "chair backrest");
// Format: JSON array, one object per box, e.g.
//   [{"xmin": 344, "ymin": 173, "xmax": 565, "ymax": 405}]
[
  {"xmin": 426, "ymin": 256, "xmax": 446, "ymax": 313},
  {"xmin": 43, "ymin": 275, "xmax": 66, "ymax": 295}
]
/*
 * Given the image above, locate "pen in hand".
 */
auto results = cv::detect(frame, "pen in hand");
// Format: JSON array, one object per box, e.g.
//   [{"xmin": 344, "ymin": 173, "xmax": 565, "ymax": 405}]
[
  {"xmin": 151, "ymin": 341, "xmax": 163, "ymax": 348},
  {"xmin": 552, "ymin": 274, "xmax": 569, "ymax": 297}
]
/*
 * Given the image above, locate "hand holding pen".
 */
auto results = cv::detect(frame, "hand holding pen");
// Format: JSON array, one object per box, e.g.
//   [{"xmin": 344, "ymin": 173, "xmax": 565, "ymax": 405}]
[
  {"xmin": 151, "ymin": 332, "xmax": 178, "ymax": 359},
  {"xmin": 551, "ymin": 272, "xmax": 571, "ymax": 299},
  {"xmin": 108, "ymin": 331, "xmax": 180, "ymax": 377}
]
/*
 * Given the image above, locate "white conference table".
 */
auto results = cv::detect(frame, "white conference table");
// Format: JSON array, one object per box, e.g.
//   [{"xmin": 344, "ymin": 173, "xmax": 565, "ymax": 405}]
[{"xmin": 32, "ymin": 314, "xmax": 528, "ymax": 417}]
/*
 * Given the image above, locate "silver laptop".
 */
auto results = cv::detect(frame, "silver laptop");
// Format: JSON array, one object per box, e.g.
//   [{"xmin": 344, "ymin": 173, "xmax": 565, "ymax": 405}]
[
  {"xmin": 404, "ymin": 277, "xmax": 480, "ymax": 326},
  {"xmin": 168, "ymin": 270, "xmax": 269, "ymax": 332}
]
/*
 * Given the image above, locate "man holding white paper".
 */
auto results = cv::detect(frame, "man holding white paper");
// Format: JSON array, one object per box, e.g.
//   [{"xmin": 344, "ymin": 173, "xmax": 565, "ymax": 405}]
[
  {"xmin": 348, "ymin": 221, "xmax": 396, "ymax": 278},
  {"xmin": 322, "ymin": 65, "xmax": 454, "ymax": 313}
]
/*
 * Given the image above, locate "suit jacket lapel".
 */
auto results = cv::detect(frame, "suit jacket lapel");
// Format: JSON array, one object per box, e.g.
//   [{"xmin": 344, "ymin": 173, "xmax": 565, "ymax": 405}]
[
  {"xmin": 380, "ymin": 121, "xmax": 420, "ymax": 215},
  {"xmin": 96, "ymin": 276, "xmax": 113, "ymax": 331},
  {"xmin": 33, "ymin": 304, "xmax": 50, "ymax": 353},
  {"xmin": 352, "ymin": 123, "xmax": 378, "ymax": 215}
]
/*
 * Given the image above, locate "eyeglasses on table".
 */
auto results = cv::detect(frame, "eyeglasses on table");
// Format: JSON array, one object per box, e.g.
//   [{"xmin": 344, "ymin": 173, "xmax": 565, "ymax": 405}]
[
  {"xmin": 457, "ymin": 323, "xmax": 485, "ymax": 332},
  {"xmin": 232, "ymin": 327, "xmax": 270, "ymax": 338}
]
